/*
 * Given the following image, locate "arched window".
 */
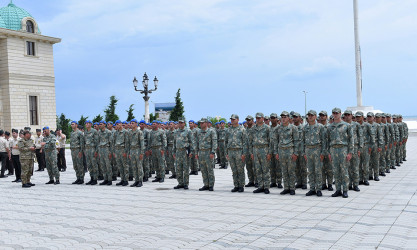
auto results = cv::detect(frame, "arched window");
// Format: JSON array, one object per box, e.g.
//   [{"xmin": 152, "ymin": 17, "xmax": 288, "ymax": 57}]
[{"xmin": 26, "ymin": 20, "xmax": 34, "ymax": 33}]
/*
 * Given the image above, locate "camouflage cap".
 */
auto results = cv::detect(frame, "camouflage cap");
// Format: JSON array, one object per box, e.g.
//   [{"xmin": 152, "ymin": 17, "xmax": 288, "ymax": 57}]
[
  {"xmin": 307, "ymin": 110, "xmax": 317, "ymax": 116},
  {"xmin": 399, "ymin": 114, "xmax": 403, "ymax": 118},
  {"xmin": 319, "ymin": 111, "xmax": 328, "ymax": 116},
  {"xmin": 24, "ymin": 127, "xmax": 31, "ymax": 131},
  {"xmin": 355, "ymin": 111, "xmax": 364, "ymax": 117},
  {"xmin": 255, "ymin": 112, "xmax": 264, "ymax": 118},
  {"xmin": 281, "ymin": 111, "xmax": 290, "ymax": 117},
  {"xmin": 178, "ymin": 117, "xmax": 185, "ymax": 123},
  {"xmin": 381, "ymin": 113, "xmax": 386, "ymax": 118},
  {"xmin": 375, "ymin": 113, "xmax": 382, "ymax": 118},
  {"xmin": 392, "ymin": 114, "xmax": 397, "ymax": 119},
  {"xmin": 332, "ymin": 107, "xmax": 341, "ymax": 114},
  {"xmin": 264, "ymin": 115, "xmax": 270, "ymax": 120},
  {"xmin": 343, "ymin": 110, "xmax": 352, "ymax": 115},
  {"xmin": 199, "ymin": 118, "xmax": 208, "ymax": 123},
  {"xmin": 330, "ymin": 115, "xmax": 334, "ymax": 119},
  {"xmin": 292, "ymin": 112, "xmax": 301, "ymax": 118},
  {"xmin": 230, "ymin": 114, "xmax": 239, "ymax": 120},
  {"xmin": 385, "ymin": 113, "xmax": 391, "ymax": 117},
  {"xmin": 245, "ymin": 115, "xmax": 254, "ymax": 121},
  {"xmin": 367, "ymin": 112, "xmax": 375, "ymax": 117},
  {"xmin": 270, "ymin": 113, "xmax": 278, "ymax": 118}
]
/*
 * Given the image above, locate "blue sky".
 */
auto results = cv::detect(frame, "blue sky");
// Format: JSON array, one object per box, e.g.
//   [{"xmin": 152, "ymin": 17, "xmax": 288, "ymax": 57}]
[{"xmin": 12, "ymin": 0, "xmax": 417, "ymax": 121}]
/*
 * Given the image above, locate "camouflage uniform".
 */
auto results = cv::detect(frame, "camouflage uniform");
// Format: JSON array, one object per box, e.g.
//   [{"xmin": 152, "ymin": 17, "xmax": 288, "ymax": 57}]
[
  {"xmin": 401, "ymin": 119, "xmax": 408, "ymax": 161},
  {"xmin": 110, "ymin": 129, "xmax": 118, "ymax": 178},
  {"xmin": 391, "ymin": 118, "xmax": 400, "ymax": 167},
  {"xmin": 18, "ymin": 137, "xmax": 35, "ymax": 185},
  {"xmin": 302, "ymin": 121, "xmax": 326, "ymax": 192},
  {"xmin": 166, "ymin": 129, "xmax": 176, "ymax": 176},
  {"xmin": 385, "ymin": 118, "xmax": 395, "ymax": 169},
  {"xmin": 43, "ymin": 134, "xmax": 60, "ymax": 181},
  {"xmin": 245, "ymin": 125, "xmax": 257, "ymax": 185},
  {"xmin": 190, "ymin": 127, "xmax": 200, "ymax": 172},
  {"xmin": 378, "ymin": 118, "xmax": 390, "ymax": 173},
  {"xmin": 113, "ymin": 128, "xmax": 129, "ymax": 182},
  {"xmin": 70, "ymin": 129, "xmax": 85, "ymax": 181},
  {"xmin": 217, "ymin": 126, "xmax": 227, "ymax": 167},
  {"xmin": 250, "ymin": 121, "xmax": 272, "ymax": 190},
  {"xmin": 273, "ymin": 122, "xmax": 299, "ymax": 191},
  {"xmin": 149, "ymin": 128, "xmax": 167, "ymax": 180},
  {"xmin": 295, "ymin": 124, "xmax": 307, "ymax": 187},
  {"xmin": 226, "ymin": 124, "xmax": 248, "ymax": 189},
  {"xmin": 327, "ymin": 120, "xmax": 354, "ymax": 192},
  {"xmin": 141, "ymin": 128, "xmax": 150, "ymax": 178},
  {"xmin": 269, "ymin": 124, "xmax": 282, "ymax": 186},
  {"xmin": 321, "ymin": 124, "xmax": 333, "ymax": 188},
  {"xmin": 196, "ymin": 126, "xmax": 217, "ymax": 188},
  {"xmin": 174, "ymin": 126, "xmax": 195, "ymax": 186},
  {"xmin": 368, "ymin": 122, "xmax": 384, "ymax": 179},
  {"xmin": 396, "ymin": 119, "xmax": 404, "ymax": 165},
  {"xmin": 84, "ymin": 128, "xmax": 99, "ymax": 181},
  {"xmin": 98, "ymin": 128, "xmax": 113, "ymax": 182},
  {"xmin": 348, "ymin": 120, "xmax": 363, "ymax": 188},
  {"xmin": 129, "ymin": 128, "xmax": 145, "ymax": 182}
]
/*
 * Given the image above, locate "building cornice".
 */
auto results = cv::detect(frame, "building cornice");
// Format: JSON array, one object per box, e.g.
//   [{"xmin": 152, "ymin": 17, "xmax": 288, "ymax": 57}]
[{"xmin": 0, "ymin": 27, "xmax": 61, "ymax": 44}]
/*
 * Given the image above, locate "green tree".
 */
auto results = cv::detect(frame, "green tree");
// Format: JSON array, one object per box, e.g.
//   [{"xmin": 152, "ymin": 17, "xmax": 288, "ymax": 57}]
[
  {"xmin": 169, "ymin": 88, "xmax": 185, "ymax": 121},
  {"xmin": 57, "ymin": 113, "xmax": 71, "ymax": 139},
  {"xmin": 92, "ymin": 114, "xmax": 103, "ymax": 123},
  {"xmin": 78, "ymin": 115, "xmax": 88, "ymax": 127},
  {"xmin": 126, "ymin": 104, "xmax": 135, "ymax": 121},
  {"xmin": 149, "ymin": 113, "xmax": 159, "ymax": 122},
  {"xmin": 104, "ymin": 95, "xmax": 119, "ymax": 122}
]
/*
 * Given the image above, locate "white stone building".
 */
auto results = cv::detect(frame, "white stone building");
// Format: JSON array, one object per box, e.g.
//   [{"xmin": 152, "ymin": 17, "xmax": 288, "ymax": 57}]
[{"xmin": 0, "ymin": 1, "xmax": 60, "ymax": 131}]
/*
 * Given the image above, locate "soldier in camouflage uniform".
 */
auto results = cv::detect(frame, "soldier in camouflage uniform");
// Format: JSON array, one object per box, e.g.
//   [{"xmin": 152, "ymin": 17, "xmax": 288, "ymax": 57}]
[
  {"xmin": 366, "ymin": 112, "xmax": 383, "ymax": 181},
  {"xmin": 139, "ymin": 121, "xmax": 150, "ymax": 181},
  {"xmin": 244, "ymin": 115, "xmax": 258, "ymax": 187},
  {"xmin": 41, "ymin": 127, "xmax": 60, "ymax": 184},
  {"xmin": 273, "ymin": 111, "xmax": 300, "ymax": 195},
  {"xmin": 393, "ymin": 115, "xmax": 403, "ymax": 166},
  {"xmin": 302, "ymin": 110, "xmax": 326, "ymax": 197},
  {"xmin": 356, "ymin": 111, "xmax": 371, "ymax": 185},
  {"xmin": 173, "ymin": 117, "xmax": 195, "ymax": 189},
  {"xmin": 376, "ymin": 113, "xmax": 389, "ymax": 177},
  {"xmin": 226, "ymin": 114, "xmax": 248, "ymax": 192},
  {"xmin": 327, "ymin": 108, "xmax": 354, "ymax": 198},
  {"xmin": 166, "ymin": 122, "xmax": 176, "ymax": 179},
  {"xmin": 399, "ymin": 115, "xmax": 408, "ymax": 162},
  {"xmin": 386, "ymin": 114, "xmax": 398, "ymax": 170},
  {"xmin": 189, "ymin": 121, "xmax": 200, "ymax": 175},
  {"xmin": 18, "ymin": 131, "xmax": 35, "ymax": 188},
  {"xmin": 70, "ymin": 121, "xmax": 85, "ymax": 184},
  {"xmin": 269, "ymin": 113, "xmax": 283, "ymax": 188},
  {"xmin": 107, "ymin": 122, "xmax": 118, "ymax": 180},
  {"xmin": 249, "ymin": 112, "xmax": 272, "ymax": 194},
  {"xmin": 128, "ymin": 119, "xmax": 145, "ymax": 187},
  {"xmin": 98, "ymin": 121, "xmax": 113, "ymax": 185},
  {"xmin": 217, "ymin": 120, "xmax": 228, "ymax": 169},
  {"xmin": 196, "ymin": 118, "xmax": 217, "ymax": 191},
  {"xmin": 84, "ymin": 120, "xmax": 99, "ymax": 185},
  {"xmin": 293, "ymin": 112, "xmax": 307, "ymax": 189},
  {"xmin": 113, "ymin": 120, "xmax": 130, "ymax": 186},
  {"xmin": 344, "ymin": 110, "xmax": 363, "ymax": 192},
  {"xmin": 319, "ymin": 111, "xmax": 334, "ymax": 191},
  {"xmin": 149, "ymin": 120, "xmax": 167, "ymax": 182}
]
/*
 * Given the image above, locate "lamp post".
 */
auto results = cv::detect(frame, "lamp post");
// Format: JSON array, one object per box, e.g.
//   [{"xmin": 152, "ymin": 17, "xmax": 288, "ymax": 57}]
[
  {"xmin": 133, "ymin": 72, "xmax": 158, "ymax": 123},
  {"xmin": 302, "ymin": 90, "xmax": 308, "ymax": 117}
]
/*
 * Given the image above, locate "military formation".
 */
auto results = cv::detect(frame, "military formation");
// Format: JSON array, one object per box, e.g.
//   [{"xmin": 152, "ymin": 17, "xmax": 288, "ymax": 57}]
[{"xmin": 1, "ymin": 109, "xmax": 409, "ymax": 198}]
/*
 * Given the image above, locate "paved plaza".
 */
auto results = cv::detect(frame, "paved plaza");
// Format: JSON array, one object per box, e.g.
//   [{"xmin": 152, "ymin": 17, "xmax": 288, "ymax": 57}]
[{"xmin": 0, "ymin": 135, "xmax": 416, "ymax": 249}]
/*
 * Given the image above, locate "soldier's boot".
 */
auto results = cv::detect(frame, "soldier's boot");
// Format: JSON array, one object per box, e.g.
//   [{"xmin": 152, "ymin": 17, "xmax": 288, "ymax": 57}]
[
  {"xmin": 165, "ymin": 170, "xmax": 169, "ymax": 174},
  {"xmin": 54, "ymin": 180, "xmax": 60, "ymax": 185},
  {"xmin": 106, "ymin": 181, "xmax": 112, "ymax": 186},
  {"xmin": 270, "ymin": 183, "xmax": 277, "ymax": 188},
  {"xmin": 152, "ymin": 178, "xmax": 160, "ymax": 182},
  {"xmin": 85, "ymin": 179, "xmax": 93, "ymax": 185},
  {"xmin": 45, "ymin": 180, "xmax": 54, "ymax": 185},
  {"xmin": 322, "ymin": 184, "xmax": 328, "ymax": 190},
  {"xmin": 78, "ymin": 179, "xmax": 84, "ymax": 185},
  {"xmin": 380, "ymin": 172, "xmax": 386, "ymax": 176},
  {"xmin": 72, "ymin": 179, "xmax": 80, "ymax": 184},
  {"xmin": 129, "ymin": 176, "xmax": 133, "ymax": 181},
  {"xmin": 328, "ymin": 185, "xmax": 334, "ymax": 191},
  {"xmin": 342, "ymin": 191, "xmax": 348, "ymax": 198},
  {"xmin": 253, "ymin": 187, "xmax": 265, "ymax": 193},
  {"xmin": 369, "ymin": 176, "xmax": 373, "ymax": 180},
  {"xmin": 159, "ymin": 178, "xmax": 164, "ymax": 183},
  {"xmin": 112, "ymin": 176, "xmax": 117, "ymax": 181},
  {"xmin": 364, "ymin": 180, "xmax": 370, "ymax": 186},
  {"xmin": 277, "ymin": 183, "xmax": 283, "ymax": 189},
  {"xmin": 306, "ymin": 190, "xmax": 316, "ymax": 196},
  {"xmin": 130, "ymin": 181, "xmax": 139, "ymax": 187},
  {"xmin": 301, "ymin": 185, "xmax": 307, "ymax": 190},
  {"xmin": 264, "ymin": 189, "xmax": 270, "ymax": 194},
  {"xmin": 99, "ymin": 180, "xmax": 108, "ymax": 185},
  {"xmin": 136, "ymin": 181, "xmax": 143, "ymax": 187},
  {"xmin": 245, "ymin": 182, "xmax": 255, "ymax": 187},
  {"xmin": 238, "ymin": 187, "xmax": 244, "ymax": 192},
  {"xmin": 122, "ymin": 181, "xmax": 128, "ymax": 186},
  {"xmin": 199, "ymin": 186, "xmax": 209, "ymax": 191},
  {"xmin": 148, "ymin": 173, "xmax": 152, "ymax": 178},
  {"xmin": 169, "ymin": 174, "xmax": 176, "ymax": 179},
  {"xmin": 184, "ymin": 185, "xmax": 189, "ymax": 190},
  {"xmin": 116, "ymin": 181, "xmax": 124, "ymax": 186},
  {"xmin": 295, "ymin": 184, "xmax": 303, "ymax": 189},
  {"xmin": 391, "ymin": 166, "xmax": 396, "ymax": 169},
  {"xmin": 386, "ymin": 169, "xmax": 390, "ymax": 173},
  {"xmin": 316, "ymin": 190, "xmax": 322, "ymax": 196},
  {"xmin": 353, "ymin": 186, "xmax": 360, "ymax": 192},
  {"xmin": 90, "ymin": 180, "xmax": 97, "ymax": 185},
  {"xmin": 280, "ymin": 189, "xmax": 290, "ymax": 195},
  {"xmin": 22, "ymin": 183, "xmax": 31, "ymax": 188},
  {"xmin": 331, "ymin": 190, "xmax": 342, "ymax": 197},
  {"xmin": 374, "ymin": 177, "xmax": 380, "ymax": 181},
  {"xmin": 98, "ymin": 176, "xmax": 104, "ymax": 181},
  {"xmin": 28, "ymin": 182, "xmax": 35, "ymax": 186},
  {"xmin": 396, "ymin": 162, "xmax": 400, "ymax": 167},
  {"xmin": 254, "ymin": 183, "xmax": 259, "ymax": 188},
  {"xmin": 359, "ymin": 181, "xmax": 364, "ymax": 185},
  {"xmin": 290, "ymin": 190, "xmax": 295, "ymax": 195},
  {"xmin": 209, "ymin": 187, "xmax": 214, "ymax": 191},
  {"xmin": 403, "ymin": 158, "xmax": 407, "ymax": 161},
  {"xmin": 348, "ymin": 184, "xmax": 353, "ymax": 190},
  {"xmin": 231, "ymin": 187, "xmax": 239, "ymax": 192},
  {"xmin": 174, "ymin": 184, "xmax": 184, "ymax": 189},
  {"xmin": 143, "ymin": 177, "xmax": 149, "ymax": 182}
]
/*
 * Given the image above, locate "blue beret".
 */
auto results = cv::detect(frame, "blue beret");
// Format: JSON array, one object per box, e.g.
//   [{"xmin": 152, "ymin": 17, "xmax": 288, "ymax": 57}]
[
  {"xmin": 43, "ymin": 126, "xmax": 49, "ymax": 130},
  {"xmin": 122, "ymin": 121, "xmax": 128, "ymax": 124},
  {"xmin": 220, "ymin": 120, "xmax": 225, "ymax": 124},
  {"xmin": 152, "ymin": 120, "xmax": 158, "ymax": 124},
  {"xmin": 239, "ymin": 122, "xmax": 242, "ymax": 125},
  {"xmin": 99, "ymin": 120, "xmax": 107, "ymax": 125},
  {"xmin": 71, "ymin": 121, "xmax": 78, "ymax": 124},
  {"xmin": 107, "ymin": 121, "xmax": 113, "ymax": 125},
  {"xmin": 131, "ymin": 119, "xmax": 138, "ymax": 123},
  {"xmin": 139, "ymin": 120, "xmax": 145, "ymax": 124},
  {"xmin": 242, "ymin": 121, "xmax": 246, "ymax": 124},
  {"xmin": 175, "ymin": 122, "xmax": 178, "ymax": 124},
  {"xmin": 114, "ymin": 120, "xmax": 122, "ymax": 124},
  {"xmin": 85, "ymin": 120, "xmax": 92, "ymax": 124},
  {"xmin": 189, "ymin": 120, "xmax": 194, "ymax": 123}
]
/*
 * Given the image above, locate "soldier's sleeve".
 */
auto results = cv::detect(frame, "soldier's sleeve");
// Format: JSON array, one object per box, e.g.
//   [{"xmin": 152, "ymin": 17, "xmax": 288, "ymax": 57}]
[
  {"xmin": 139, "ymin": 130, "xmax": 144, "ymax": 155},
  {"xmin": 404, "ymin": 123, "xmax": 408, "ymax": 139},
  {"xmin": 266, "ymin": 126, "xmax": 271, "ymax": 155},
  {"xmin": 211, "ymin": 130, "xmax": 218, "ymax": 153},
  {"xmin": 273, "ymin": 128, "xmax": 278, "ymax": 155},
  {"xmin": 301, "ymin": 127, "xmax": 306, "ymax": 155},
  {"xmin": 320, "ymin": 125, "xmax": 326, "ymax": 155},
  {"xmin": 347, "ymin": 124, "xmax": 354, "ymax": 155},
  {"xmin": 268, "ymin": 127, "xmax": 274, "ymax": 155},
  {"xmin": 242, "ymin": 129, "xmax": 248, "ymax": 156},
  {"xmin": 94, "ymin": 130, "xmax": 99, "ymax": 152},
  {"xmin": 292, "ymin": 126, "xmax": 300, "ymax": 156},
  {"xmin": 162, "ymin": 131, "xmax": 167, "ymax": 149},
  {"xmin": 248, "ymin": 130, "xmax": 254, "ymax": 155},
  {"xmin": 358, "ymin": 124, "xmax": 364, "ymax": 149},
  {"xmin": 124, "ymin": 131, "xmax": 130, "ymax": 154},
  {"xmin": 377, "ymin": 125, "xmax": 384, "ymax": 148},
  {"xmin": 225, "ymin": 130, "xmax": 229, "ymax": 156},
  {"xmin": 189, "ymin": 130, "xmax": 196, "ymax": 154}
]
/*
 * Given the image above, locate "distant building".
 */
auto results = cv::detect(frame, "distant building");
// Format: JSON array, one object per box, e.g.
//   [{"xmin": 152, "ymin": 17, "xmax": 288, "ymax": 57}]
[
  {"xmin": 154, "ymin": 103, "xmax": 175, "ymax": 122},
  {"xmin": 0, "ymin": 1, "xmax": 61, "ymax": 131}
]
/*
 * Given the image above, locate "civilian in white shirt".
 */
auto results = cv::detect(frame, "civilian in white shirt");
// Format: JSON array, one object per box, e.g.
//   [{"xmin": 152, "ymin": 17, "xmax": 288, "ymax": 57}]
[{"xmin": 10, "ymin": 129, "xmax": 22, "ymax": 183}]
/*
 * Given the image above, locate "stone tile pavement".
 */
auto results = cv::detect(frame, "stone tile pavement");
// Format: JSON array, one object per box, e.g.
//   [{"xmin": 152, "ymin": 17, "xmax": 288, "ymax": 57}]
[{"xmin": 1, "ymin": 135, "xmax": 417, "ymax": 249}]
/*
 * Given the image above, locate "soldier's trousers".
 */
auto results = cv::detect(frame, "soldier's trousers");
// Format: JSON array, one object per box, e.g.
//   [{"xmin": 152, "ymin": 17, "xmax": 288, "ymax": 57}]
[
  {"xmin": 330, "ymin": 146, "xmax": 349, "ymax": 192},
  {"xmin": 189, "ymin": 154, "xmax": 199, "ymax": 172},
  {"xmin": 218, "ymin": 141, "xmax": 227, "ymax": 166},
  {"xmin": 403, "ymin": 141, "xmax": 407, "ymax": 160},
  {"xmin": 20, "ymin": 159, "xmax": 33, "ymax": 184},
  {"xmin": 114, "ymin": 148, "xmax": 128, "ymax": 181},
  {"xmin": 166, "ymin": 145, "xmax": 176, "ymax": 175},
  {"xmin": 390, "ymin": 144, "xmax": 396, "ymax": 167},
  {"xmin": 176, "ymin": 149, "xmax": 189, "ymax": 186},
  {"xmin": 349, "ymin": 146, "xmax": 360, "ymax": 187},
  {"xmin": 270, "ymin": 156, "xmax": 282, "ymax": 185},
  {"xmin": 395, "ymin": 143, "xmax": 401, "ymax": 164},
  {"xmin": 151, "ymin": 147, "xmax": 165, "ymax": 179},
  {"xmin": 130, "ymin": 148, "xmax": 143, "ymax": 182},
  {"xmin": 85, "ymin": 148, "xmax": 98, "ymax": 180},
  {"xmin": 99, "ymin": 147, "xmax": 112, "ymax": 181},
  {"xmin": 253, "ymin": 147, "xmax": 270, "ymax": 189},
  {"xmin": 111, "ymin": 153, "xmax": 118, "ymax": 178},
  {"xmin": 379, "ymin": 146, "xmax": 387, "ymax": 173},
  {"xmin": 45, "ymin": 150, "xmax": 59, "ymax": 181},
  {"xmin": 369, "ymin": 147, "xmax": 380, "ymax": 178},
  {"xmin": 245, "ymin": 154, "xmax": 257, "ymax": 184},
  {"xmin": 198, "ymin": 150, "xmax": 215, "ymax": 188},
  {"xmin": 143, "ymin": 154, "xmax": 150, "ymax": 177},
  {"xmin": 322, "ymin": 154, "xmax": 333, "ymax": 186},
  {"xmin": 280, "ymin": 148, "xmax": 295, "ymax": 191},
  {"xmin": 385, "ymin": 145, "xmax": 391, "ymax": 171},
  {"xmin": 71, "ymin": 148, "xmax": 85, "ymax": 180},
  {"xmin": 229, "ymin": 149, "xmax": 245, "ymax": 188},
  {"xmin": 359, "ymin": 146, "xmax": 369, "ymax": 182},
  {"xmin": 295, "ymin": 151, "xmax": 307, "ymax": 186},
  {"xmin": 306, "ymin": 147, "xmax": 322, "ymax": 191},
  {"xmin": 128, "ymin": 156, "xmax": 133, "ymax": 180}
]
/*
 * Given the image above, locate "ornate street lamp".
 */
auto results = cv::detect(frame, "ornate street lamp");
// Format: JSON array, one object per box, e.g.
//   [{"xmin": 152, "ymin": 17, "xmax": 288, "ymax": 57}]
[{"xmin": 133, "ymin": 72, "xmax": 158, "ymax": 122}]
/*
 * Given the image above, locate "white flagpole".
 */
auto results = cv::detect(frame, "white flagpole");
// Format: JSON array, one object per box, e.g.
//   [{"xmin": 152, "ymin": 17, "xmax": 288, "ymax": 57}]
[{"xmin": 354, "ymin": 0, "xmax": 363, "ymax": 107}]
